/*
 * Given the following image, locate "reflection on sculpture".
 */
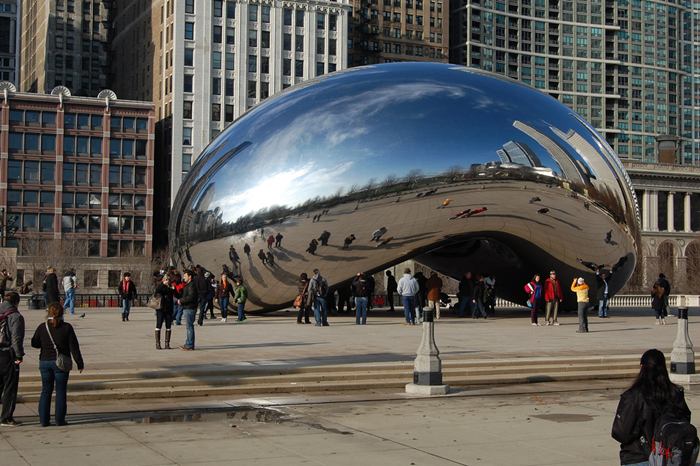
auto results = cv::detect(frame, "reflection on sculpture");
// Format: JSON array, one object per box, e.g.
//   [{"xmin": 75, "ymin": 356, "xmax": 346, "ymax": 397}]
[{"xmin": 169, "ymin": 62, "xmax": 640, "ymax": 311}]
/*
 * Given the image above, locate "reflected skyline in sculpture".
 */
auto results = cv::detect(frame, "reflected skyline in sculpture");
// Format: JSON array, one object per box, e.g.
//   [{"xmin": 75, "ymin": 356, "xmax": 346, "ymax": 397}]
[{"xmin": 170, "ymin": 63, "xmax": 640, "ymax": 311}]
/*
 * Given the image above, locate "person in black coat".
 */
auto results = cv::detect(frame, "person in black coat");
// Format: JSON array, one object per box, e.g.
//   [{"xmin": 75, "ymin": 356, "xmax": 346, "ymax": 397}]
[
  {"xmin": 31, "ymin": 301, "xmax": 84, "ymax": 427},
  {"xmin": 385, "ymin": 271, "xmax": 397, "ymax": 311},
  {"xmin": 154, "ymin": 275, "xmax": 175, "ymax": 349},
  {"xmin": 42, "ymin": 267, "xmax": 60, "ymax": 306},
  {"xmin": 612, "ymin": 349, "xmax": 692, "ymax": 465},
  {"xmin": 194, "ymin": 268, "xmax": 210, "ymax": 326}
]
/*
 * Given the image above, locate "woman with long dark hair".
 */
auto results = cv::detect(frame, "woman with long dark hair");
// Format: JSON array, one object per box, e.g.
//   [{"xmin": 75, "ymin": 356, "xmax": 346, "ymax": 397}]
[
  {"xmin": 296, "ymin": 273, "xmax": 311, "ymax": 324},
  {"xmin": 612, "ymin": 349, "xmax": 691, "ymax": 465},
  {"xmin": 31, "ymin": 302, "xmax": 84, "ymax": 427},
  {"xmin": 154, "ymin": 275, "xmax": 175, "ymax": 349}
]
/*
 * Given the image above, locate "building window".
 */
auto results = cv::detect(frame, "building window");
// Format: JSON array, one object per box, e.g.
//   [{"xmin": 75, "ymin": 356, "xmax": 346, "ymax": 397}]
[
  {"xmin": 295, "ymin": 34, "xmax": 304, "ymax": 52},
  {"xmin": 247, "ymin": 81, "xmax": 256, "ymax": 99},
  {"xmin": 211, "ymin": 103, "xmax": 221, "ymax": 121},
  {"xmin": 248, "ymin": 29, "xmax": 257, "ymax": 47},
  {"xmin": 261, "ymin": 5, "xmax": 270, "ymax": 23},
  {"xmin": 212, "ymin": 51, "xmax": 221, "ymax": 68},
  {"xmin": 213, "ymin": 0, "xmax": 223, "ymax": 17},
  {"xmin": 90, "ymin": 164, "xmax": 101, "ymax": 186},
  {"xmin": 24, "ymin": 161, "xmax": 39, "ymax": 183},
  {"xmin": 295, "ymin": 59, "xmax": 303, "ymax": 78},
  {"xmin": 6, "ymin": 190, "xmax": 19, "ymax": 207},
  {"xmin": 284, "ymin": 8, "xmax": 292, "ymax": 25},
  {"xmin": 226, "ymin": 52, "xmax": 234, "ymax": 70},
  {"xmin": 183, "ymin": 74, "xmax": 193, "ymax": 92},
  {"xmin": 89, "ymin": 215, "xmax": 100, "ymax": 233},
  {"xmin": 212, "ymin": 77, "xmax": 221, "ymax": 95},
  {"xmin": 283, "ymin": 58, "xmax": 291, "ymax": 76},
  {"xmin": 248, "ymin": 55, "xmax": 257, "ymax": 73},
  {"xmin": 225, "ymin": 104, "xmax": 234, "ymax": 122},
  {"xmin": 42, "ymin": 112, "xmax": 56, "ymax": 127},
  {"xmin": 213, "ymin": 25, "xmax": 222, "ymax": 43},
  {"xmin": 22, "ymin": 214, "xmax": 37, "ymax": 231},
  {"xmin": 184, "ymin": 47, "xmax": 194, "ymax": 66},
  {"xmin": 122, "ymin": 140, "xmax": 134, "ymax": 159},
  {"xmin": 226, "ymin": 0, "xmax": 235, "ymax": 18},
  {"xmin": 226, "ymin": 26, "xmax": 235, "ymax": 44},
  {"xmin": 317, "ymin": 13, "xmax": 325, "ymax": 30},
  {"xmin": 84, "ymin": 269, "xmax": 98, "ymax": 285},
  {"xmin": 39, "ymin": 214, "xmax": 53, "ymax": 232},
  {"xmin": 182, "ymin": 154, "xmax": 192, "ymax": 173},
  {"xmin": 316, "ymin": 62, "xmax": 324, "ymax": 76},
  {"xmin": 185, "ymin": 22, "xmax": 194, "ymax": 40},
  {"xmin": 225, "ymin": 78, "xmax": 234, "ymax": 96},
  {"xmin": 261, "ymin": 30, "xmax": 270, "ymax": 49},
  {"xmin": 41, "ymin": 135, "xmax": 56, "ymax": 154},
  {"xmin": 183, "ymin": 127, "xmax": 193, "ymax": 146},
  {"xmin": 23, "ymin": 190, "xmax": 38, "ymax": 206},
  {"xmin": 41, "ymin": 162, "xmax": 55, "ymax": 183},
  {"xmin": 109, "ymin": 165, "xmax": 120, "ymax": 186},
  {"xmin": 248, "ymin": 4, "xmax": 258, "ymax": 21},
  {"xmin": 183, "ymin": 101, "xmax": 193, "ymax": 119},
  {"xmin": 40, "ymin": 191, "xmax": 54, "ymax": 207},
  {"xmin": 108, "ymin": 270, "xmax": 121, "ymax": 285},
  {"xmin": 283, "ymin": 33, "xmax": 291, "ymax": 51},
  {"xmin": 295, "ymin": 10, "xmax": 304, "ymax": 27},
  {"xmin": 317, "ymin": 37, "xmax": 324, "ymax": 54},
  {"xmin": 122, "ymin": 166, "xmax": 133, "ymax": 187}
]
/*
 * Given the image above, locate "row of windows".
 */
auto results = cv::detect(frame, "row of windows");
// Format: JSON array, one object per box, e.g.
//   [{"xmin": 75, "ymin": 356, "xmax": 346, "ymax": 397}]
[{"xmin": 7, "ymin": 112, "xmax": 148, "ymax": 134}]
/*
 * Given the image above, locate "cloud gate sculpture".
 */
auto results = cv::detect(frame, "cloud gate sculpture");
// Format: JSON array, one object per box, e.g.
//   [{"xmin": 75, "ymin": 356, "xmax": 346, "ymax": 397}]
[{"xmin": 169, "ymin": 62, "xmax": 640, "ymax": 311}]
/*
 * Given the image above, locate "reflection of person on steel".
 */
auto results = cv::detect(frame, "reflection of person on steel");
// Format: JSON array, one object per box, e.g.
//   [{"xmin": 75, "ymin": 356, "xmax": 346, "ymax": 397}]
[
  {"xmin": 343, "ymin": 234, "xmax": 356, "ymax": 249},
  {"xmin": 266, "ymin": 251, "xmax": 275, "ymax": 267},
  {"xmin": 228, "ymin": 245, "xmax": 240, "ymax": 269},
  {"xmin": 243, "ymin": 243, "xmax": 251, "ymax": 257},
  {"xmin": 275, "ymin": 233, "xmax": 283, "ymax": 248},
  {"xmin": 306, "ymin": 239, "xmax": 318, "ymax": 255},
  {"xmin": 438, "ymin": 198, "xmax": 451, "ymax": 209},
  {"xmin": 466, "ymin": 207, "xmax": 487, "ymax": 217},
  {"xmin": 318, "ymin": 230, "xmax": 331, "ymax": 246},
  {"xmin": 450, "ymin": 208, "xmax": 470, "ymax": 220},
  {"xmin": 257, "ymin": 249, "xmax": 267, "ymax": 265},
  {"xmin": 370, "ymin": 227, "xmax": 387, "ymax": 242},
  {"xmin": 266, "ymin": 234, "xmax": 275, "ymax": 249}
]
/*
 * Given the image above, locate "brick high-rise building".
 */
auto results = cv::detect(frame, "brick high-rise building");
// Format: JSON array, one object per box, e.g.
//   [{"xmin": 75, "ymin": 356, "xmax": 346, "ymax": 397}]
[{"xmin": 0, "ymin": 86, "xmax": 155, "ymax": 291}]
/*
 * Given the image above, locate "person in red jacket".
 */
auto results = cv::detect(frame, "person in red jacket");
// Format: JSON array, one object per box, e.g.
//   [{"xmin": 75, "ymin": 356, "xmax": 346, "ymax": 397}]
[{"xmin": 544, "ymin": 270, "xmax": 564, "ymax": 326}]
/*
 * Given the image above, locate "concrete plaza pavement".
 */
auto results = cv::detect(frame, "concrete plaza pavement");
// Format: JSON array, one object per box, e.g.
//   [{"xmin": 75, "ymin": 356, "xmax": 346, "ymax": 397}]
[
  {"xmin": 4, "ymin": 306, "xmax": 700, "ymax": 465},
  {"xmin": 1, "ymin": 379, "xmax": 698, "ymax": 466}
]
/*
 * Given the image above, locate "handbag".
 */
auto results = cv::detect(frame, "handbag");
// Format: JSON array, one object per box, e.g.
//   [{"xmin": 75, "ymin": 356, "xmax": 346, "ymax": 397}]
[
  {"xmin": 147, "ymin": 293, "xmax": 162, "ymax": 310},
  {"xmin": 293, "ymin": 294, "xmax": 303, "ymax": 309},
  {"xmin": 45, "ymin": 322, "xmax": 73, "ymax": 372}
]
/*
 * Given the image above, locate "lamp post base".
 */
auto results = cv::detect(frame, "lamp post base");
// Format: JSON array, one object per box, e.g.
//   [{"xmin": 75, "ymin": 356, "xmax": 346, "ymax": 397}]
[
  {"xmin": 670, "ymin": 373, "xmax": 700, "ymax": 387},
  {"xmin": 405, "ymin": 383, "xmax": 450, "ymax": 396}
]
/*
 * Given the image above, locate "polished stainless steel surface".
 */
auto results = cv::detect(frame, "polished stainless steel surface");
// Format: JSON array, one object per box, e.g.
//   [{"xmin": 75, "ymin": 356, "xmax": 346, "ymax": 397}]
[{"xmin": 169, "ymin": 62, "xmax": 639, "ymax": 311}]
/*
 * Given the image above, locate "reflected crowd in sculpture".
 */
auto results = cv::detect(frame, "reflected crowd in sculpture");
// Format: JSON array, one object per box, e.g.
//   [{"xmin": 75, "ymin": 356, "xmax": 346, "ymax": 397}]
[{"xmin": 169, "ymin": 62, "xmax": 640, "ymax": 311}]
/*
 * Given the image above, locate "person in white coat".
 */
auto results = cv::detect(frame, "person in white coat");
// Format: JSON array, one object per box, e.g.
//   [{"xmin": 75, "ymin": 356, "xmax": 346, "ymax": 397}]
[{"xmin": 397, "ymin": 268, "xmax": 419, "ymax": 325}]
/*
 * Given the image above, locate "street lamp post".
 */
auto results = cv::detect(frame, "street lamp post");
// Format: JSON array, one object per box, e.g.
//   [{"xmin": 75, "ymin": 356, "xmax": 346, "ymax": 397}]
[
  {"xmin": 670, "ymin": 296, "xmax": 700, "ymax": 387},
  {"xmin": 405, "ymin": 305, "xmax": 449, "ymax": 396}
]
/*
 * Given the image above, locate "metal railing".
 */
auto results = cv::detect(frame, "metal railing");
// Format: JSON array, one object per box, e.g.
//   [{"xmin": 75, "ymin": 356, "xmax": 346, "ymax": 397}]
[{"xmin": 23, "ymin": 293, "xmax": 153, "ymax": 309}]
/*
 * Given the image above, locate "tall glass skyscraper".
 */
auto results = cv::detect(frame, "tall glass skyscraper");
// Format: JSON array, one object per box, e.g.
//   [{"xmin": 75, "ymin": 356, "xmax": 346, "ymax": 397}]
[{"xmin": 450, "ymin": 0, "xmax": 700, "ymax": 165}]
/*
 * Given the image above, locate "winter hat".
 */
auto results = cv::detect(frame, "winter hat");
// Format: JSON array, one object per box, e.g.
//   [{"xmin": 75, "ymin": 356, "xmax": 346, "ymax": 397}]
[{"xmin": 577, "ymin": 277, "xmax": 585, "ymax": 284}]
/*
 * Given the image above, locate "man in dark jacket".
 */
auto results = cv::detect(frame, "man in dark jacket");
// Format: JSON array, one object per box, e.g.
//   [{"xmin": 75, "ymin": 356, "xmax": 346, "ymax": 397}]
[
  {"xmin": 656, "ymin": 273, "xmax": 672, "ymax": 318},
  {"xmin": 178, "ymin": 270, "xmax": 198, "ymax": 350},
  {"xmin": 385, "ymin": 270, "xmax": 397, "ymax": 312},
  {"xmin": 194, "ymin": 268, "xmax": 210, "ymax": 326},
  {"xmin": 457, "ymin": 272, "xmax": 475, "ymax": 317},
  {"xmin": 43, "ymin": 267, "xmax": 60, "ymax": 306},
  {"xmin": 117, "ymin": 272, "xmax": 138, "ymax": 322},
  {"xmin": 351, "ymin": 273, "xmax": 370, "ymax": 325},
  {"xmin": 0, "ymin": 292, "xmax": 24, "ymax": 426}
]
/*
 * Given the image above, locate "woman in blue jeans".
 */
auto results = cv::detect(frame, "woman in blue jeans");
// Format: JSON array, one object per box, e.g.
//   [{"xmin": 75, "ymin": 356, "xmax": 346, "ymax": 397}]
[{"xmin": 31, "ymin": 302, "xmax": 84, "ymax": 427}]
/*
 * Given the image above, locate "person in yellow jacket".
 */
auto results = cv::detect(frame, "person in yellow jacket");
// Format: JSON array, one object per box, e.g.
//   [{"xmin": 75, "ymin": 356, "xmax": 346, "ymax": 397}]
[{"xmin": 571, "ymin": 277, "xmax": 589, "ymax": 333}]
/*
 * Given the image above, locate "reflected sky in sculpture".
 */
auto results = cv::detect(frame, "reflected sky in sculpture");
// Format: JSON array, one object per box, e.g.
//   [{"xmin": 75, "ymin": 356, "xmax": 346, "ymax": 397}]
[{"xmin": 171, "ymin": 62, "xmax": 639, "ymax": 311}]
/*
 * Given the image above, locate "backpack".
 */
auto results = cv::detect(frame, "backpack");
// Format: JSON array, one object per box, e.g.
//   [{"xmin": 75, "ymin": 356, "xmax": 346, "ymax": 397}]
[
  {"xmin": 649, "ymin": 408, "xmax": 700, "ymax": 466},
  {"xmin": 314, "ymin": 277, "xmax": 328, "ymax": 298},
  {"xmin": 0, "ymin": 307, "xmax": 17, "ymax": 348}
]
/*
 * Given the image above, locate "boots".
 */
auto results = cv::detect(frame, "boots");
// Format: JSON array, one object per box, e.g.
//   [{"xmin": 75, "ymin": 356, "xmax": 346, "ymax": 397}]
[
  {"xmin": 164, "ymin": 330, "xmax": 171, "ymax": 349},
  {"xmin": 155, "ymin": 330, "xmax": 162, "ymax": 350}
]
